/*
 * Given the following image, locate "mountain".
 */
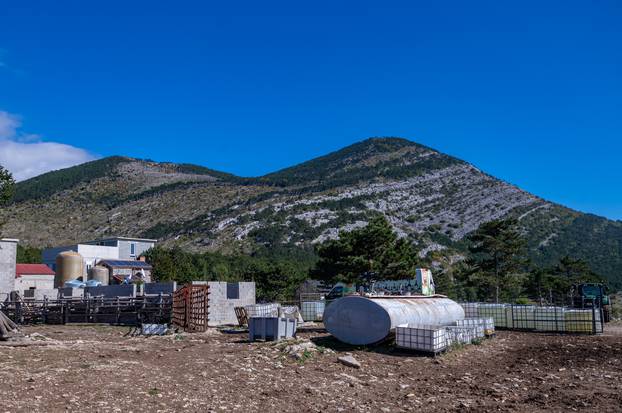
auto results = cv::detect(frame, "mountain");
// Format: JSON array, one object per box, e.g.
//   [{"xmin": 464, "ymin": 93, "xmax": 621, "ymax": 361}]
[{"xmin": 2, "ymin": 137, "xmax": 621, "ymax": 287}]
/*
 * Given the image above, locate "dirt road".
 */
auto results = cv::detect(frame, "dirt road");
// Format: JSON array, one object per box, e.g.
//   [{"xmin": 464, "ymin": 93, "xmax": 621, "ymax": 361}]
[{"xmin": 0, "ymin": 324, "xmax": 621, "ymax": 412}]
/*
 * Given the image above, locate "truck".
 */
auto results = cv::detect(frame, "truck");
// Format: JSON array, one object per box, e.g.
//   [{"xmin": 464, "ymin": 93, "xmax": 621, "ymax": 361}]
[
  {"xmin": 324, "ymin": 268, "xmax": 436, "ymax": 301},
  {"xmin": 573, "ymin": 283, "xmax": 612, "ymax": 322}
]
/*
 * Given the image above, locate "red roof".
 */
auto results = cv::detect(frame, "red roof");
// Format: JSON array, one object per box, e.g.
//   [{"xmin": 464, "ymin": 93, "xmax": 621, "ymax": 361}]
[{"xmin": 15, "ymin": 264, "xmax": 55, "ymax": 278}]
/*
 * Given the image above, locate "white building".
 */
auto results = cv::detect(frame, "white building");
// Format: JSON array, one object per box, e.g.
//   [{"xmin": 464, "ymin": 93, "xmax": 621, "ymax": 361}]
[
  {"xmin": 14, "ymin": 264, "xmax": 55, "ymax": 294},
  {"xmin": 42, "ymin": 236, "xmax": 157, "ymax": 278}
]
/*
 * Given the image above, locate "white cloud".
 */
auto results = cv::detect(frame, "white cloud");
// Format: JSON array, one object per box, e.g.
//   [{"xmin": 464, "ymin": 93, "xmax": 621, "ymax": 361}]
[
  {"xmin": 0, "ymin": 110, "xmax": 96, "ymax": 181},
  {"xmin": 0, "ymin": 111, "xmax": 20, "ymax": 138}
]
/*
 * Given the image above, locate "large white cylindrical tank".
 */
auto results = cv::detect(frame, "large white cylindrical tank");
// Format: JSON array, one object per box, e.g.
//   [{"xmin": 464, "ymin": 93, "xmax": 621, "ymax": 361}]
[
  {"xmin": 55, "ymin": 251, "xmax": 85, "ymax": 288},
  {"xmin": 89, "ymin": 265, "xmax": 109, "ymax": 285},
  {"xmin": 324, "ymin": 295, "xmax": 465, "ymax": 345}
]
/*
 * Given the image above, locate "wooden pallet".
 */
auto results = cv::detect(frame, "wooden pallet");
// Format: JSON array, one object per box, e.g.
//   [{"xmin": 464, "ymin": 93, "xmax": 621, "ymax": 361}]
[
  {"xmin": 172, "ymin": 285, "xmax": 209, "ymax": 332},
  {"xmin": 234, "ymin": 306, "xmax": 248, "ymax": 327}
]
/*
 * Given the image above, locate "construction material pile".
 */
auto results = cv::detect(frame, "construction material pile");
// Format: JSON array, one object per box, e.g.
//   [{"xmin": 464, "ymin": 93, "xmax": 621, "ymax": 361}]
[{"xmin": 0, "ymin": 310, "xmax": 18, "ymax": 339}]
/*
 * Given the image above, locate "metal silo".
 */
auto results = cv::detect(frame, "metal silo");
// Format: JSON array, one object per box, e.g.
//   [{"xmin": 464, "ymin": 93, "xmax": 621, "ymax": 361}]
[
  {"xmin": 88, "ymin": 265, "xmax": 109, "ymax": 286},
  {"xmin": 323, "ymin": 295, "xmax": 465, "ymax": 345},
  {"xmin": 55, "ymin": 251, "xmax": 85, "ymax": 287}
]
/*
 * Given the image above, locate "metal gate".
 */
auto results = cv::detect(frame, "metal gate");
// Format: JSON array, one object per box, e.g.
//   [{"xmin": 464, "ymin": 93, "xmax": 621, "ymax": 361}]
[{"xmin": 172, "ymin": 284, "xmax": 209, "ymax": 332}]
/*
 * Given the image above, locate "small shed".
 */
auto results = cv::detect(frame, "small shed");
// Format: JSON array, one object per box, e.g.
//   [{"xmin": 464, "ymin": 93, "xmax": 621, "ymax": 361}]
[
  {"xmin": 98, "ymin": 260, "xmax": 153, "ymax": 284},
  {"xmin": 15, "ymin": 264, "xmax": 55, "ymax": 294}
]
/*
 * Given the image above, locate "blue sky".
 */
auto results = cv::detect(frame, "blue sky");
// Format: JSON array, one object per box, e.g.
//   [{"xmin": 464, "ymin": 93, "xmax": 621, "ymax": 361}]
[{"xmin": 0, "ymin": 1, "xmax": 620, "ymax": 220}]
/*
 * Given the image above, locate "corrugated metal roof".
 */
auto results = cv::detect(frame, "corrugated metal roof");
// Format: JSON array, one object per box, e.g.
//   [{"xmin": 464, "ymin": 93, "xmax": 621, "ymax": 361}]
[
  {"xmin": 15, "ymin": 264, "xmax": 55, "ymax": 278},
  {"xmin": 99, "ymin": 260, "xmax": 152, "ymax": 269}
]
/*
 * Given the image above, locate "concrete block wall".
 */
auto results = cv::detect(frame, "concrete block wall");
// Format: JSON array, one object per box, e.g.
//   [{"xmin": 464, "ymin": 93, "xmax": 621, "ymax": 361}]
[
  {"xmin": 0, "ymin": 239, "xmax": 18, "ymax": 298},
  {"xmin": 208, "ymin": 282, "xmax": 255, "ymax": 326},
  {"xmin": 23, "ymin": 288, "xmax": 59, "ymax": 300}
]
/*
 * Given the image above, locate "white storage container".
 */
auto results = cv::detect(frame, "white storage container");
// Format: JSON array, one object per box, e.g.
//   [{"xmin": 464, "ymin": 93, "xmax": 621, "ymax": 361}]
[
  {"xmin": 300, "ymin": 301, "xmax": 325, "ymax": 322},
  {"xmin": 564, "ymin": 309, "xmax": 600, "ymax": 334},
  {"xmin": 249, "ymin": 317, "xmax": 297, "ymax": 341},
  {"xmin": 446, "ymin": 325, "xmax": 481, "ymax": 345},
  {"xmin": 461, "ymin": 303, "xmax": 479, "ymax": 318},
  {"xmin": 477, "ymin": 304, "xmax": 509, "ymax": 328},
  {"xmin": 245, "ymin": 303, "xmax": 280, "ymax": 318},
  {"xmin": 395, "ymin": 324, "xmax": 448, "ymax": 353},
  {"xmin": 534, "ymin": 307, "xmax": 565, "ymax": 332},
  {"xmin": 508, "ymin": 305, "xmax": 536, "ymax": 330},
  {"xmin": 455, "ymin": 318, "xmax": 495, "ymax": 336}
]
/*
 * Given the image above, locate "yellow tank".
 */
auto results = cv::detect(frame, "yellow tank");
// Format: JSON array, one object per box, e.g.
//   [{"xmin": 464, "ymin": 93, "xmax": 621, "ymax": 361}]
[
  {"xmin": 55, "ymin": 251, "xmax": 85, "ymax": 287},
  {"xmin": 89, "ymin": 265, "xmax": 109, "ymax": 286}
]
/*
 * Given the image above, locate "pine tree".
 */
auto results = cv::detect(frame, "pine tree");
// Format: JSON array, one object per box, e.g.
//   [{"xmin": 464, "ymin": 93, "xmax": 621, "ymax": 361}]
[
  {"xmin": 313, "ymin": 215, "xmax": 420, "ymax": 284},
  {"xmin": 467, "ymin": 218, "xmax": 528, "ymax": 303}
]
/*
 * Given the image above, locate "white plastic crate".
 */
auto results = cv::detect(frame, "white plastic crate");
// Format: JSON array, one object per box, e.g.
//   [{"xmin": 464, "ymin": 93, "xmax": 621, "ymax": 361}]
[
  {"xmin": 245, "ymin": 303, "xmax": 280, "ymax": 318},
  {"xmin": 300, "ymin": 301, "xmax": 325, "ymax": 322},
  {"xmin": 395, "ymin": 324, "xmax": 448, "ymax": 353}
]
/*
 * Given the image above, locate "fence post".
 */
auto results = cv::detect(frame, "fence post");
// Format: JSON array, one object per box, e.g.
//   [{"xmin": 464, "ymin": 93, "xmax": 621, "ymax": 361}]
[
  {"xmin": 85, "ymin": 298, "xmax": 90, "ymax": 323},
  {"xmin": 64, "ymin": 300, "xmax": 69, "ymax": 324},
  {"xmin": 43, "ymin": 297, "xmax": 48, "ymax": 324}
]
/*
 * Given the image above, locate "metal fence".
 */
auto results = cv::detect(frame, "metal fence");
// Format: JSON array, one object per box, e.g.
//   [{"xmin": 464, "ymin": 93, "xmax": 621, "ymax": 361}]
[{"xmin": 1, "ymin": 295, "xmax": 172, "ymax": 326}]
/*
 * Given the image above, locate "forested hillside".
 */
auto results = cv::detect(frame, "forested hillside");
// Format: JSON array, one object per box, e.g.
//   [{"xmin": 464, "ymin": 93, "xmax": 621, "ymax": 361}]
[{"xmin": 2, "ymin": 137, "xmax": 620, "ymax": 287}]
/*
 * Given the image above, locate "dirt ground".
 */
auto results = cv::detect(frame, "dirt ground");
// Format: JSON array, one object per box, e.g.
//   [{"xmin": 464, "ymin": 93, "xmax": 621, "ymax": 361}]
[{"xmin": 1, "ymin": 323, "xmax": 621, "ymax": 413}]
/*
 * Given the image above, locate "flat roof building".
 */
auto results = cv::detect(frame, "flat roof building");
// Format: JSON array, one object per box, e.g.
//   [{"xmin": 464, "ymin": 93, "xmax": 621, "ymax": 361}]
[{"xmin": 42, "ymin": 236, "xmax": 157, "ymax": 280}]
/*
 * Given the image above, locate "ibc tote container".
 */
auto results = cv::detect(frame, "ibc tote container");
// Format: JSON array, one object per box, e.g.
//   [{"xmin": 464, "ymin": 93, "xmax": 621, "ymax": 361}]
[
  {"xmin": 300, "ymin": 301, "xmax": 325, "ymax": 322},
  {"xmin": 395, "ymin": 324, "xmax": 448, "ymax": 353},
  {"xmin": 461, "ymin": 303, "xmax": 480, "ymax": 318},
  {"xmin": 508, "ymin": 305, "xmax": 536, "ymax": 330},
  {"xmin": 534, "ymin": 307, "xmax": 565, "ymax": 332},
  {"xmin": 564, "ymin": 309, "xmax": 601, "ymax": 334},
  {"xmin": 445, "ymin": 325, "xmax": 482, "ymax": 345},
  {"xmin": 455, "ymin": 318, "xmax": 495, "ymax": 336},
  {"xmin": 477, "ymin": 304, "xmax": 509, "ymax": 328}
]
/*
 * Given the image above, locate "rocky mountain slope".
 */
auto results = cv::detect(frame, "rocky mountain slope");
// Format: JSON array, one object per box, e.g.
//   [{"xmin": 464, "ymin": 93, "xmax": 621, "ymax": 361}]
[{"xmin": 2, "ymin": 138, "xmax": 621, "ymax": 285}]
